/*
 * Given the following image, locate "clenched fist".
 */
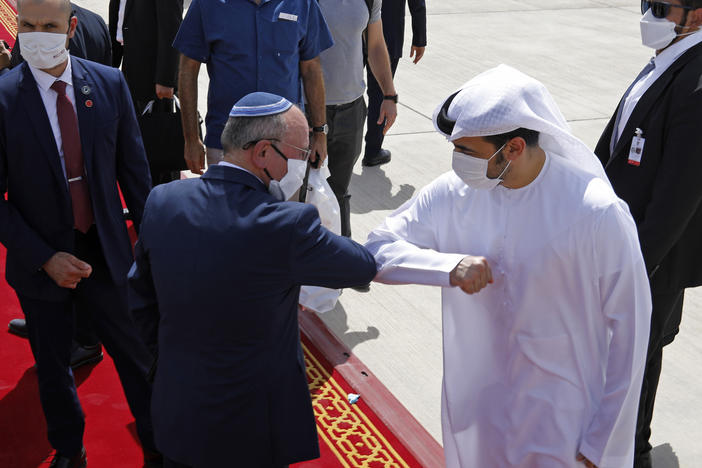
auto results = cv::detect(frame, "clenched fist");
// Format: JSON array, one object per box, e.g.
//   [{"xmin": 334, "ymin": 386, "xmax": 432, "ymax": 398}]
[
  {"xmin": 42, "ymin": 252, "xmax": 92, "ymax": 289},
  {"xmin": 449, "ymin": 256, "xmax": 493, "ymax": 295}
]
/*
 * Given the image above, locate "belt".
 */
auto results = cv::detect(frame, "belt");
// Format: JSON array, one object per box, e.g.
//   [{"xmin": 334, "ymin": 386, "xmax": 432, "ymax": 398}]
[{"xmin": 326, "ymin": 96, "xmax": 363, "ymax": 111}]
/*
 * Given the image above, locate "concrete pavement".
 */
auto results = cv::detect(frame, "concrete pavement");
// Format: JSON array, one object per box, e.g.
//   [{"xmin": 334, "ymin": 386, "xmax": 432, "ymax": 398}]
[{"xmin": 76, "ymin": 1, "xmax": 702, "ymax": 466}]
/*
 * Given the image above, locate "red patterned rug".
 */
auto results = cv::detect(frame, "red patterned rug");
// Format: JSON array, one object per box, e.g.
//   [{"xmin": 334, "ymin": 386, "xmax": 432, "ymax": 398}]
[{"xmin": 0, "ymin": 0, "xmax": 16, "ymax": 48}]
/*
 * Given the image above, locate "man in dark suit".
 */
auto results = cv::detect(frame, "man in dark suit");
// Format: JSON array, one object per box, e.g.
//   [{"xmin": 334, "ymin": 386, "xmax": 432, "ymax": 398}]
[
  {"xmin": 0, "ymin": 1, "xmax": 159, "ymax": 467},
  {"xmin": 109, "ymin": 0, "xmax": 183, "ymax": 185},
  {"xmin": 362, "ymin": 0, "xmax": 426, "ymax": 167},
  {"xmin": 8, "ymin": 1, "xmax": 111, "ymax": 68},
  {"xmin": 3, "ymin": 0, "xmax": 112, "ymax": 369},
  {"xmin": 594, "ymin": 2, "xmax": 702, "ymax": 467},
  {"xmin": 129, "ymin": 92, "xmax": 377, "ymax": 468},
  {"xmin": 108, "ymin": 0, "xmax": 182, "ymax": 104}
]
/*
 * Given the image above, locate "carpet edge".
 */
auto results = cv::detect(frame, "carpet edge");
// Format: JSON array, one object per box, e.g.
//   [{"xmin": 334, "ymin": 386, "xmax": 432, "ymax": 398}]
[{"xmin": 298, "ymin": 306, "xmax": 446, "ymax": 468}]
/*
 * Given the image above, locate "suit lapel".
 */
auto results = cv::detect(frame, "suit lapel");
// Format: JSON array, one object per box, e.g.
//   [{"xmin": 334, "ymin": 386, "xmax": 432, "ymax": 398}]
[
  {"xmin": 611, "ymin": 42, "xmax": 702, "ymax": 161},
  {"xmin": 71, "ymin": 58, "xmax": 97, "ymax": 177},
  {"xmin": 18, "ymin": 64, "xmax": 68, "ymax": 193},
  {"xmin": 611, "ymin": 72, "xmax": 675, "ymax": 158},
  {"xmin": 124, "ymin": 0, "xmax": 135, "ymax": 21}
]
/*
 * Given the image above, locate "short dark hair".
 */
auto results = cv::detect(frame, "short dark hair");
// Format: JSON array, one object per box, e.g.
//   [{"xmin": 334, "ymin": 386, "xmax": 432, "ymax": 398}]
[
  {"xmin": 483, "ymin": 128, "xmax": 540, "ymax": 149},
  {"xmin": 681, "ymin": 0, "xmax": 702, "ymax": 8},
  {"xmin": 17, "ymin": 0, "xmax": 72, "ymax": 16}
]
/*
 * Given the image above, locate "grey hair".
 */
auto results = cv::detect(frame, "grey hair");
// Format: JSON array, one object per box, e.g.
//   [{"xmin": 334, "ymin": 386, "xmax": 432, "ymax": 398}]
[{"xmin": 221, "ymin": 112, "xmax": 289, "ymax": 154}]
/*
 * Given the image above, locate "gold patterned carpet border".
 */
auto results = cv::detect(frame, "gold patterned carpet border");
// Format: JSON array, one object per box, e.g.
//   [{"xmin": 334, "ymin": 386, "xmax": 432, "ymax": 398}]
[
  {"xmin": 302, "ymin": 340, "xmax": 419, "ymax": 468},
  {"xmin": 0, "ymin": 0, "xmax": 17, "ymax": 46}
]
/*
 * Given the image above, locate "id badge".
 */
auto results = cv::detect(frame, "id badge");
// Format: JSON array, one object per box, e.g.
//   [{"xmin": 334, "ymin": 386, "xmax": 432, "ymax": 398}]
[
  {"xmin": 279, "ymin": 12, "xmax": 298, "ymax": 21},
  {"xmin": 628, "ymin": 128, "xmax": 645, "ymax": 166}
]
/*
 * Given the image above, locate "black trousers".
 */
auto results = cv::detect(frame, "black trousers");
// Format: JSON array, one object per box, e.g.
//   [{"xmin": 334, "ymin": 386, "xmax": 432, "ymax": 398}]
[
  {"xmin": 73, "ymin": 302, "xmax": 100, "ymax": 346},
  {"xmin": 633, "ymin": 289, "xmax": 685, "ymax": 466},
  {"xmin": 20, "ymin": 227, "xmax": 156, "ymax": 456},
  {"xmin": 326, "ymin": 96, "xmax": 367, "ymax": 237},
  {"xmin": 364, "ymin": 56, "xmax": 400, "ymax": 158}
]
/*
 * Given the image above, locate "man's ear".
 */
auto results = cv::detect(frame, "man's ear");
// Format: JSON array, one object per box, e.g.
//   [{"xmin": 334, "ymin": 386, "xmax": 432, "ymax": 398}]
[
  {"xmin": 504, "ymin": 137, "xmax": 527, "ymax": 161},
  {"xmin": 67, "ymin": 16, "xmax": 77, "ymax": 40},
  {"xmin": 251, "ymin": 140, "xmax": 271, "ymax": 169}
]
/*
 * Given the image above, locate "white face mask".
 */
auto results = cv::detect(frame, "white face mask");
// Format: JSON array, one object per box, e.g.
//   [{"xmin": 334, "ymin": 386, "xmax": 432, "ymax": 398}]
[
  {"xmin": 18, "ymin": 31, "xmax": 69, "ymax": 70},
  {"xmin": 452, "ymin": 143, "xmax": 510, "ymax": 190},
  {"xmin": 639, "ymin": 8, "xmax": 697, "ymax": 50},
  {"xmin": 268, "ymin": 158, "xmax": 307, "ymax": 201}
]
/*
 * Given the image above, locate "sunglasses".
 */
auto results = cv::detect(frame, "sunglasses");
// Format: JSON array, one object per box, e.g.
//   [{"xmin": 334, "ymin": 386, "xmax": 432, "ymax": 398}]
[{"xmin": 641, "ymin": 1, "xmax": 694, "ymax": 18}]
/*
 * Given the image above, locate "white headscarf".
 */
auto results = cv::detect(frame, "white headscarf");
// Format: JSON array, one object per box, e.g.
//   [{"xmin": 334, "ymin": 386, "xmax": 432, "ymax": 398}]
[{"xmin": 432, "ymin": 64, "xmax": 608, "ymax": 182}]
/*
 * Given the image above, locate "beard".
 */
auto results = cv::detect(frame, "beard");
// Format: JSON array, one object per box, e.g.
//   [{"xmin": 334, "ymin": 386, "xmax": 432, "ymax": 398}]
[{"xmin": 487, "ymin": 150, "xmax": 510, "ymax": 180}]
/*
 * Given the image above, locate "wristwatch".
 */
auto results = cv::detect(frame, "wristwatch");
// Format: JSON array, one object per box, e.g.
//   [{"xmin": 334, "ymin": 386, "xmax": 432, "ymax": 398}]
[
  {"xmin": 312, "ymin": 124, "xmax": 329, "ymax": 135},
  {"xmin": 383, "ymin": 94, "xmax": 399, "ymax": 103}
]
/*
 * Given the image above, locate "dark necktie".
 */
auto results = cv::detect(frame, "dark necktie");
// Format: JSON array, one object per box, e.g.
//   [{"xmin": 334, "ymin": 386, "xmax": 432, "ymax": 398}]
[
  {"xmin": 610, "ymin": 58, "xmax": 656, "ymax": 154},
  {"xmin": 51, "ymin": 80, "xmax": 94, "ymax": 233}
]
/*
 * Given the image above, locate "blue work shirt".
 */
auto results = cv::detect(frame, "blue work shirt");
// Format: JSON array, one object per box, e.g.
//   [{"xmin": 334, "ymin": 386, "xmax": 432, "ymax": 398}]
[{"xmin": 173, "ymin": 0, "xmax": 333, "ymax": 149}]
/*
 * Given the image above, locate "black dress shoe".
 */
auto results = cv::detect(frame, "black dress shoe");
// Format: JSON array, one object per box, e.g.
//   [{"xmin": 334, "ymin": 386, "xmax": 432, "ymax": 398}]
[
  {"xmin": 634, "ymin": 451, "xmax": 652, "ymax": 468},
  {"xmin": 70, "ymin": 343, "xmax": 103, "ymax": 370},
  {"xmin": 143, "ymin": 449, "xmax": 164, "ymax": 468},
  {"xmin": 8, "ymin": 318, "xmax": 29, "ymax": 338},
  {"xmin": 362, "ymin": 148, "xmax": 391, "ymax": 167},
  {"xmin": 350, "ymin": 282, "xmax": 371, "ymax": 292},
  {"xmin": 49, "ymin": 446, "xmax": 86, "ymax": 468}
]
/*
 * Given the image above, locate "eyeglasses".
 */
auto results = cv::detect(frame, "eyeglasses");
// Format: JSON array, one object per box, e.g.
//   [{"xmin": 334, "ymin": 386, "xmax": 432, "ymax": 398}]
[
  {"xmin": 641, "ymin": 1, "xmax": 694, "ymax": 18},
  {"xmin": 242, "ymin": 139, "xmax": 311, "ymax": 162},
  {"xmin": 273, "ymin": 140, "xmax": 311, "ymax": 162}
]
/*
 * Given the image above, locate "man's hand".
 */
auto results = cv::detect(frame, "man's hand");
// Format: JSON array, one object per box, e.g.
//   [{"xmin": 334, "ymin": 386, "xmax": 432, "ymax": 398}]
[
  {"xmin": 0, "ymin": 41, "xmax": 11, "ymax": 70},
  {"xmin": 42, "ymin": 252, "xmax": 92, "ymax": 289},
  {"xmin": 184, "ymin": 139, "xmax": 206, "ymax": 175},
  {"xmin": 155, "ymin": 83, "xmax": 175, "ymax": 100},
  {"xmin": 378, "ymin": 100, "xmax": 398, "ymax": 135},
  {"xmin": 310, "ymin": 132, "xmax": 327, "ymax": 166},
  {"xmin": 576, "ymin": 453, "xmax": 598, "ymax": 468},
  {"xmin": 410, "ymin": 46, "xmax": 425, "ymax": 64},
  {"xmin": 449, "ymin": 256, "xmax": 493, "ymax": 295},
  {"xmin": 178, "ymin": 55, "xmax": 205, "ymax": 174}
]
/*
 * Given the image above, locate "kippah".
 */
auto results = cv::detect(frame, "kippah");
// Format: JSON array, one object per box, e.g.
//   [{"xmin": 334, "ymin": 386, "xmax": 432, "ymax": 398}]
[{"xmin": 229, "ymin": 92, "xmax": 292, "ymax": 118}]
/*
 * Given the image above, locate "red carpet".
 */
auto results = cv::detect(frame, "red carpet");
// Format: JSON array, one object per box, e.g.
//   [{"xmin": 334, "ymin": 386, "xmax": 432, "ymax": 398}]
[
  {"xmin": 0, "ymin": 243, "xmax": 438, "ymax": 466},
  {"xmin": 0, "ymin": 243, "xmax": 145, "ymax": 466},
  {"xmin": 0, "ymin": 0, "xmax": 16, "ymax": 48}
]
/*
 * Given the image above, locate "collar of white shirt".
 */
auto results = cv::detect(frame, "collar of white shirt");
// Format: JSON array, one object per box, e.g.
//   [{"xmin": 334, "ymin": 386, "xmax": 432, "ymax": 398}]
[
  {"xmin": 654, "ymin": 29, "xmax": 702, "ymax": 71},
  {"xmin": 28, "ymin": 57, "xmax": 73, "ymax": 93},
  {"xmin": 218, "ymin": 161, "xmax": 265, "ymax": 185}
]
